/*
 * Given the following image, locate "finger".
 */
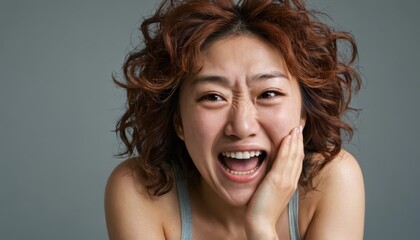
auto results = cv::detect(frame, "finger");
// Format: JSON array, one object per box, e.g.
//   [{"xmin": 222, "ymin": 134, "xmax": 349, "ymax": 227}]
[
  {"xmin": 266, "ymin": 128, "xmax": 296, "ymax": 186},
  {"xmin": 298, "ymin": 125, "xmax": 304, "ymax": 161},
  {"xmin": 288, "ymin": 128, "xmax": 301, "ymax": 178},
  {"xmin": 277, "ymin": 133, "xmax": 291, "ymax": 164},
  {"xmin": 271, "ymin": 127, "xmax": 297, "ymax": 171},
  {"xmin": 291, "ymin": 126, "xmax": 304, "ymax": 178},
  {"xmin": 285, "ymin": 127, "xmax": 300, "ymax": 170},
  {"xmin": 290, "ymin": 127, "xmax": 300, "ymax": 159}
]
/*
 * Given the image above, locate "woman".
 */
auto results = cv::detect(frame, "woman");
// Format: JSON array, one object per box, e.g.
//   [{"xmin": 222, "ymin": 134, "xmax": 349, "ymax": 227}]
[{"xmin": 105, "ymin": 0, "xmax": 365, "ymax": 239}]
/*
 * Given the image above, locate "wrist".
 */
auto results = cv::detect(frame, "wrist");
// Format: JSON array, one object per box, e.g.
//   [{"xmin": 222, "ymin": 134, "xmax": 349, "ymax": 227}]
[
  {"xmin": 244, "ymin": 218, "xmax": 278, "ymax": 240},
  {"xmin": 246, "ymin": 231, "xmax": 278, "ymax": 240}
]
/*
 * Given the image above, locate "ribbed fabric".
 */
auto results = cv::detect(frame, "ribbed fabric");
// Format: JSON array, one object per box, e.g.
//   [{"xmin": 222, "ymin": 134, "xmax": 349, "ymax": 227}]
[
  {"xmin": 176, "ymin": 179, "xmax": 192, "ymax": 240},
  {"xmin": 176, "ymin": 179, "xmax": 300, "ymax": 240},
  {"xmin": 288, "ymin": 189, "xmax": 300, "ymax": 240}
]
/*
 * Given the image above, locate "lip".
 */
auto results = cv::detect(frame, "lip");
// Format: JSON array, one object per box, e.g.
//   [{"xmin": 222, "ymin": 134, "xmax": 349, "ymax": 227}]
[
  {"xmin": 217, "ymin": 146, "xmax": 267, "ymax": 184},
  {"xmin": 217, "ymin": 157, "xmax": 266, "ymax": 184}
]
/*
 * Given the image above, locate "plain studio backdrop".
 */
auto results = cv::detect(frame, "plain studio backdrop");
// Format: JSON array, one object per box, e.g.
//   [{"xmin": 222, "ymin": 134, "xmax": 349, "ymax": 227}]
[{"xmin": 0, "ymin": 0, "xmax": 418, "ymax": 239}]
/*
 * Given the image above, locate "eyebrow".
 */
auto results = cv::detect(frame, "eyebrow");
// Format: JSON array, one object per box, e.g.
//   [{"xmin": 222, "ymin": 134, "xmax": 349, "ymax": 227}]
[
  {"xmin": 191, "ymin": 75, "xmax": 230, "ymax": 87},
  {"xmin": 250, "ymin": 71, "xmax": 289, "ymax": 82},
  {"xmin": 191, "ymin": 71, "xmax": 289, "ymax": 86}
]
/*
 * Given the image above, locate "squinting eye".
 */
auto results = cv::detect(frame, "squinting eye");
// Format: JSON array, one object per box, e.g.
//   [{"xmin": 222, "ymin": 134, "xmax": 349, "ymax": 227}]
[
  {"xmin": 200, "ymin": 94, "xmax": 224, "ymax": 102},
  {"xmin": 258, "ymin": 91, "xmax": 282, "ymax": 99}
]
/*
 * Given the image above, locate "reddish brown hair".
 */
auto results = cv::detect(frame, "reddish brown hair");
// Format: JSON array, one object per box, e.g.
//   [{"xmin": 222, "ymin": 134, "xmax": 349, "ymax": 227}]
[{"xmin": 115, "ymin": 0, "xmax": 361, "ymax": 196}]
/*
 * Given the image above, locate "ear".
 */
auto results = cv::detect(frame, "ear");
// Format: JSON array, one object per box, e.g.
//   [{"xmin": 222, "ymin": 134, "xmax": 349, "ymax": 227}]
[{"xmin": 173, "ymin": 114, "xmax": 184, "ymax": 141}]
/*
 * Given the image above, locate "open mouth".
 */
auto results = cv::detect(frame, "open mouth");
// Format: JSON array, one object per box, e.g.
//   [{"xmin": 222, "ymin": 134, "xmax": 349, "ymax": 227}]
[{"xmin": 218, "ymin": 151, "xmax": 266, "ymax": 176}]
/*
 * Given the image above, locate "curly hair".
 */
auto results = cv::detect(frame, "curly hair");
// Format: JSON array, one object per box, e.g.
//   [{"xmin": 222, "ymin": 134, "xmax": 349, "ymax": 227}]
[{"xmin": 114, "ymin": 0, "xmax": 361, "ymax": 196}]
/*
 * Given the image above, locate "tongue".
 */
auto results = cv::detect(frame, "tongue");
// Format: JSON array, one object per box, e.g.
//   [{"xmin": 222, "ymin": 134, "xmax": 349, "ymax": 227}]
[{"xmin": 223, "ymin": 157, "xmax": 259, "ymax": 172}]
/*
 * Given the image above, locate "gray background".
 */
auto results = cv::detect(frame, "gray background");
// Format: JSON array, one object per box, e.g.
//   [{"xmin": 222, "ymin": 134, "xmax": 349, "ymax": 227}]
[{"xmin": 0, "ymin": 0, "xmax": 418, "ymax": 239}]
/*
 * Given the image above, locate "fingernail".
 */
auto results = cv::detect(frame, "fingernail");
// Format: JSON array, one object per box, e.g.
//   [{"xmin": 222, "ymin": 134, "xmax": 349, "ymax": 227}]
[{"xmin": 299, "ymin": 125, "xmax": 303, "ymax": 132}]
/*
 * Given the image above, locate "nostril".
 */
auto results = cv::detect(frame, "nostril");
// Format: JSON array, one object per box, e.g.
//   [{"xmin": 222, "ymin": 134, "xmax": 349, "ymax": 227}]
[{"xmin": 224, "ymin": 116, "xmax": 260, "ymax": 139}]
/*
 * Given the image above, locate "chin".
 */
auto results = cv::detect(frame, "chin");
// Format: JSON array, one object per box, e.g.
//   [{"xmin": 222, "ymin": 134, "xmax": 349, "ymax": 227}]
[{"xmin": 223, "ymin": 185, "xmax": 258, "ymax": 208}]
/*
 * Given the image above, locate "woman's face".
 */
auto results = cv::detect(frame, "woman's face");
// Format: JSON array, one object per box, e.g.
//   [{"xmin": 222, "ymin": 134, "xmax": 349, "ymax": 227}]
[{"xmin": 176, "ymin": 35, "xmax": 305, "ymax": 207}]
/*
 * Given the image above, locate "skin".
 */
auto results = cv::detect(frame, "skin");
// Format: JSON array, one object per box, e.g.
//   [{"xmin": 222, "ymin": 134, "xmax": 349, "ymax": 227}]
[
  {"xmin": 176, "ymin": 35, "xmax": 304, "ymax": 239},
  {"xmin": 105, "ymin": 35, "xmax": 365, "ymax": 239}
]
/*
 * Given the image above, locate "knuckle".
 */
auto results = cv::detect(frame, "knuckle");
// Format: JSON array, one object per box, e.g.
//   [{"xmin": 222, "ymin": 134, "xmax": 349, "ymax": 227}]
[{"xmin": 298, "ymin": 152, "xmax": 305, "ymax": 160}]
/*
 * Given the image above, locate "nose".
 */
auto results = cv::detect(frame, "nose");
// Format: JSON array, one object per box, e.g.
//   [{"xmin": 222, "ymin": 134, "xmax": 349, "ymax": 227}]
[{"xmin": 224, "ymin": 100, "xmax": 260, "ymax": 139}]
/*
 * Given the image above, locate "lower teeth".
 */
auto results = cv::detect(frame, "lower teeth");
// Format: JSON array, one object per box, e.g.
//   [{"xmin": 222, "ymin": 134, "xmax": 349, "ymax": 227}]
[{"xmin": 222, "ymin": 164, "xmax": 259, "ymax": 175}]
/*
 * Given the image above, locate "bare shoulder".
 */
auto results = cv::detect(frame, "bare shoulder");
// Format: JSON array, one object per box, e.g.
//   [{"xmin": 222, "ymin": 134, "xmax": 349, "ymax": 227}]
[
  {"xmin": 316, "ymin": 150, "xmax": 364, "ymax": 190},
  {"xmin": 303, "ymin": 150, "xmax": 365, "ymax": 239},
  {"xmin": 104, "ymin": 159, "xmax": 180, "ymax": 240}
]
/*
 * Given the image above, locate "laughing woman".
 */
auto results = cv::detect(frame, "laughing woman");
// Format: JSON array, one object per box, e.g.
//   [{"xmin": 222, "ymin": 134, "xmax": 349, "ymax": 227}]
[{"xmin": 105, "ymin": 0, "xmax": 365, "ymax": 239}]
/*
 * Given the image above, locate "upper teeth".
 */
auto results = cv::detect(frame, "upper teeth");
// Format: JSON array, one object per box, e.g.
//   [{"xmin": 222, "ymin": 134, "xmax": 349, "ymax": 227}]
[{"xmin": 222, "ymin": 151, "xmax": 262, "ymax": 159}]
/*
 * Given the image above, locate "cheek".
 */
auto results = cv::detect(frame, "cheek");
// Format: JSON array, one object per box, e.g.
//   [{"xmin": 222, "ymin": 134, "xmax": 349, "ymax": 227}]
[
  {"xmin": 181, "ymin": 107, "xmax": 224, "ymax": 157},
  {"xmin": 263, "ymin": 111, "xmax": 293, "ymax": 142},
  {"xmin": 259, "ymin": 104, "xmax": 302, "ymax": 144},
  {"xmin": 183, "ymin": 108, "xmax": 220, "ymax": 136}
]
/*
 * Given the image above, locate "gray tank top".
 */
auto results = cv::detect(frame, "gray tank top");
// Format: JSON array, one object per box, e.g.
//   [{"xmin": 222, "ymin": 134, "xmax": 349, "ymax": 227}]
[{"xmin": 176, "ymin": 179, "xmax": 300, "ymax": 240}]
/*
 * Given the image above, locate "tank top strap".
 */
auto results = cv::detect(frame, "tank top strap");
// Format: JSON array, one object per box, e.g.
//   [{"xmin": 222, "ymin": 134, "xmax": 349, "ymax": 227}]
[
  {"xmin": 176, "ymin": 178, "xmax": 193, "ymax": 240},
  {"xmin": 288, "ymin": 188, "xmax": 300, "ymax": 240}
]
